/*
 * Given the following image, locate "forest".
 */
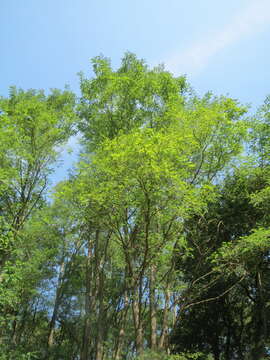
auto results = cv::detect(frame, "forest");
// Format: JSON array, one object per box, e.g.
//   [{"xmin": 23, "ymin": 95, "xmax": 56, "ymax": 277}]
[{"xmin": 0, "ymin": 53, "xmax": 269, "ymax": 360}]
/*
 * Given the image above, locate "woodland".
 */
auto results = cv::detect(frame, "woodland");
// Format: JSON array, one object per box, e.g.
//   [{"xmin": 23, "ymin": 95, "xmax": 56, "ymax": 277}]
[{"xmin": 0, "ymin": 53, "xmax": 269, "ymax": 360}]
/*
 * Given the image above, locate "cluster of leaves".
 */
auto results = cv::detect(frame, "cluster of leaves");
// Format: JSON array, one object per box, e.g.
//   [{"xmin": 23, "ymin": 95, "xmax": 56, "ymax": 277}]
[{"xmin": 134, "ymin": 350, "xmax": 209, "ymax": 360}]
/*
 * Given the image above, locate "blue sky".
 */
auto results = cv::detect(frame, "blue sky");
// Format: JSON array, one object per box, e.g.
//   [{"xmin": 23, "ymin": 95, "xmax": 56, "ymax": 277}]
[{"xmin": 1, "ymin": 0, "xmax": 270, "ymax": 186}]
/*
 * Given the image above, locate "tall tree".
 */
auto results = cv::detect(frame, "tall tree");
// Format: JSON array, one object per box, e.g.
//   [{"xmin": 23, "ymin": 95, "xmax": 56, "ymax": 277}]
[
  {"xmin": 72, "ymin": 53, "xmax": 247, "ymax": 357},
  {"xmin": 0, "ymin": 87, "xmax": 76, "ymax": 355}
]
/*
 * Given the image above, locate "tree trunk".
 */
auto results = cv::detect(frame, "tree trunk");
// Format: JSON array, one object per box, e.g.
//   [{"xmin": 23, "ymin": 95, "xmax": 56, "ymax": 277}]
[
  {"xmin": 115, "ymin": 327, "xmax": 125, "ymax": 360},
  {"xmin": 149, "ymin": 265, "xmax": 157, "ymax": 350},
  {"xmin": 81, "ymin": 236, "xmax": 93, "ymax": 360},
  {"xmin": 132, "ymin": 288, "xmax": 143, "ymax": 354},
  {"xmin": 96, "ymin": 272, "xmax": 104, "ymax": 360},
  {"xmin": 114, "ymin": 288, "xmax": 129, "ymax": 360},
  {"xmin": 159, "ymin": 288, "xmax": 170, "ymax": 350},
  {"xmin": 47, "ymin": 260, "xmax": 65, "ymax": 348}
]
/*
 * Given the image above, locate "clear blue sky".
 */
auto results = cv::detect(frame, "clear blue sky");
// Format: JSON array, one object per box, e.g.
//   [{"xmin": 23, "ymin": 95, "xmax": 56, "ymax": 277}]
[{"xmin": 1, "ymin": 0, "xmax": 270, "ymax": 186}]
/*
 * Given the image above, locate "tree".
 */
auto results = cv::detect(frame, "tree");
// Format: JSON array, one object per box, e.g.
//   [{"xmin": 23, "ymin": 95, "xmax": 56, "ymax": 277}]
[
  {"xmin": 71, "ymin": 53, "xmax": 247, "ymax": 358},
  {"xmin": 0, "ymin": 86, "xmax": 76, "ymax": 354},
  {"xmin": 170, "ymin": 169, "xmax": 267, "ymax": 359},
  {"xmin": 171, "ymin": 106, "xmax": 270, "ymax": 359}
]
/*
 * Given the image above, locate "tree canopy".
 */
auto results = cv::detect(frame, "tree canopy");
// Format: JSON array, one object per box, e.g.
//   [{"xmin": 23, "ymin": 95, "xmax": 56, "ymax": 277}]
[{"xmin": 0, "ymin": 53, "xmax": 269, "ymax": 360}]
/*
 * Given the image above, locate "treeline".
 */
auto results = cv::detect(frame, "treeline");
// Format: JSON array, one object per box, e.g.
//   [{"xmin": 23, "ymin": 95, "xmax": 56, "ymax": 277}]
[{"xmin": 0, "ymin": 53, "xmax": 269, "ymax": 360}]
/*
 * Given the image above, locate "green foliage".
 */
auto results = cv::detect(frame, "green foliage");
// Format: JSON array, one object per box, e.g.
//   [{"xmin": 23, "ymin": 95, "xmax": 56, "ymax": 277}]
[
  {"xmin": 133, "ymin": 350, "xmax": 209, "ymax": 360},
  {"xmin": 0, "ymin": 349, "xmax": 39, "ymax": 360},
  {"xmin": 0, "ymin": 86, "xmax": 77, "ymax": 229},
  {"xmin": 79, "ymin": 52, "xmax": 187, "ymax": 150},
  {"xmin": 1, "ymin": 53, "xmax": 269, "ymax": 359},
  {"xmin": 0, "ymin": 86, "xmax": 77, "ymax": 356}
]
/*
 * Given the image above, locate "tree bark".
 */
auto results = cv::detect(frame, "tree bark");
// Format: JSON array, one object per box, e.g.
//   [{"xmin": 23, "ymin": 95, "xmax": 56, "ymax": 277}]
[
  {"xmin": 159, "ymin": 287, "xmax": 170, "ymax": 350},
  {"xmin": 132, "ymin": 287, "xmax": 143, "ymax": 354},
  {"xmin": 96, "ymin": 254, "xmax": 104, "ymax": 359},
  {"xmin": 149, "ymin": 265, "xmax": 157, "ymax": 350},
  {"xmin": 47, "ymin": 260, "xmax": 65, "ymax": 348},
  {"xmin": 81, "ymin": 235, "xmax": 94, "ymax": 360},
  {"xmin": 114, "ymin": 286, "xmax": 129, "ymax": 360}
]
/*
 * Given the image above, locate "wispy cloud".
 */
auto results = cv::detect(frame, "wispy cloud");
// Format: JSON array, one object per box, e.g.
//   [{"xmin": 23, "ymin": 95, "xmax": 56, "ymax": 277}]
[{"xmin": 166, "ymin": 0, "xmax": 270, "ymax": 76}]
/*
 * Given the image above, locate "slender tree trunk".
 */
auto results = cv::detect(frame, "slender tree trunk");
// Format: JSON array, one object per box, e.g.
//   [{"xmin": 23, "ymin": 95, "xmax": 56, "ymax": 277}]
[
  {"xmin": 11, "ymin": 317, "xmax": 18, "ymax": 345},
  {"xmin": 114, "ymin": 287, "xmax": 129, "ymax": 360},
  {"xmin": 159, "ymin": 288, "xmax": 170, "ymax": 350},
  {"xmin": 96, "ymin": 270, "xmax": 104, "ymax": 360},
  {"xmin": 95, "ymin": 230, "xmax": 111, "ymax": 360},
  {"xmin": 81, "ymin": 236, "xmax": 93, "ymax": 360},
  {"xmin": 149, "ymin": 265, "xmax": 157, "ymax": 350},
  {"xmin": 47, "ymin": 294, "xmax": 61, "ymax": 348},
  {"xmin": 96, "ymin": 327, "xmax": 104, "ymax": 360},
  {"xmin": 132, "ymin": 287, "xmax": 143, "ymax": 354},
  {"xmin": 172, "ymin": 293, "xmax": 177, "ymax": 327},
  {"xmin": 47, "ymin": 260, "xmax": 65, "ymax": 348},
  {"xmin": 115, "ymin": 327, "xmax": 125, "ymax": 360}
]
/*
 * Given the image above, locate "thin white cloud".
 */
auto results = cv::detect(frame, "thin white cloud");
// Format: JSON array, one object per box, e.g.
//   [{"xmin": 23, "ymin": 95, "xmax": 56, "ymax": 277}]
[{"xmin": 166, "ymin": 0, "xmax": 270, "ymax": 76}]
